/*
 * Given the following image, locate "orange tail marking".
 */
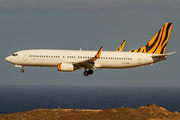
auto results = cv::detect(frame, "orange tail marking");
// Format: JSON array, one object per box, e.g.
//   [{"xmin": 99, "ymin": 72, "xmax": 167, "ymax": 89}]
[{"xmin": 128, "ymin": 22, "xmax": 173, "ymax": 54}]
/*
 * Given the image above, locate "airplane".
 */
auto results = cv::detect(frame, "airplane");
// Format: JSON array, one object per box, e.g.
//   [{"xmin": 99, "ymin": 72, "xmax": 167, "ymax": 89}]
[{"xmin": 5, "ymin": 22, "xmax": 175, "ymax": 76}]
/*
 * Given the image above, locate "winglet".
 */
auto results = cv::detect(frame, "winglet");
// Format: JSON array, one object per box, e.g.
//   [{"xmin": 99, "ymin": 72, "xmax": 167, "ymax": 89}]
[
  {"xmin": 72, "ymin": 46, "xmax": 103, "ymax": 68},
  {"xmin": 116, "ymin": 40, "xmax": 126, "ymax": 52},
  {"xmin": 95, "ymin": 46, "xmax": 103, "ymax": 58}
]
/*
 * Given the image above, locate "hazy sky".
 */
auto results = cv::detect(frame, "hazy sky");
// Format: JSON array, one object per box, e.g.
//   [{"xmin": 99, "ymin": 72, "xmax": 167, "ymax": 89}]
[{"xmin": 1, "ymin": 0, "xmax": 180, "ymax": 86}]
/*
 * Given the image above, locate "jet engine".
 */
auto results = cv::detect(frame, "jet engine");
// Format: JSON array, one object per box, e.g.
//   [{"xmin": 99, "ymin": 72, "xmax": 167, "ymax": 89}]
[{"xmin": 57, "ymin": 63, "xmax": 74, "ymax": 72}]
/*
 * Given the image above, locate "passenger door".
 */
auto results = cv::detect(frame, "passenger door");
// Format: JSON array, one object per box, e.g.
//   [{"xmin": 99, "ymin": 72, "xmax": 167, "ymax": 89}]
[
  {"xmin": 23, "ymin": 52, "xmax": 28, "ymax": 61},
  {"xmin": 137, "ymin": 55, "xmax": 142, "ymax": 64}
]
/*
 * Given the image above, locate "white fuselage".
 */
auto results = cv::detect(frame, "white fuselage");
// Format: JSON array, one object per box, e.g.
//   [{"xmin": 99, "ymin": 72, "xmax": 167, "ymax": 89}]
[{"xmin": 5, "ymin": 49, "xmax": 165, "ymax": 69}]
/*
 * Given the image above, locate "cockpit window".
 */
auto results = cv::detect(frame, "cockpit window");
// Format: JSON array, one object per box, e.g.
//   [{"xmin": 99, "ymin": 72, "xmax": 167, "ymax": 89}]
[{"xmin": 12, "ymin": 54, "xmax": 18, "ymax": 56}]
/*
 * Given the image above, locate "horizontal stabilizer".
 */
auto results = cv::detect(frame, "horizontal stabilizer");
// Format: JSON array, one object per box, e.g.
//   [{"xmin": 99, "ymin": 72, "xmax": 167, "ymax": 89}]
[
  {"xmin": 165, "ymin": 51, "xmax": 176, "ymax": 55},
  {"xmin": 151, "ymin": 51, "xmax": 176, "ymax": 58}
]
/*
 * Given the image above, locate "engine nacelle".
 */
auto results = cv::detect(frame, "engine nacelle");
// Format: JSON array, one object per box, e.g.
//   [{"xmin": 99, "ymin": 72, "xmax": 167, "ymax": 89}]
[{"xmin": 57, "ymin": 63, "xmax": 74, "ymax": 72}]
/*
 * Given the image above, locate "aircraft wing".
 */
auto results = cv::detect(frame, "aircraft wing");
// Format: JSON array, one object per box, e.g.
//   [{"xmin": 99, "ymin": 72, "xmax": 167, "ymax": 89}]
[{"xmin": 73, "ymin": 46, "xmax": 103, "ymax": 69}]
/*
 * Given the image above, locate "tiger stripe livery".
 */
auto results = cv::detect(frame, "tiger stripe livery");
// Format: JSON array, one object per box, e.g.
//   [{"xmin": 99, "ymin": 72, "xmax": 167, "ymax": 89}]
[
  {"xmin": 128, "ymin": 22, "xmax": 173, "ymax": 54},
  {"xmin": 57, "ymin": 63, "xmax": 62, "ymax": 71},
  {"xmin": 116, "ymin": 40, "xmax": 126, "ymax": 52},
  {"xmin": 88, "ymin": 46, "xmax": 103, "ymax": 62},
  {"xmin": 94, "ymin": 46, "xmax": 103, "ymax": 58}
]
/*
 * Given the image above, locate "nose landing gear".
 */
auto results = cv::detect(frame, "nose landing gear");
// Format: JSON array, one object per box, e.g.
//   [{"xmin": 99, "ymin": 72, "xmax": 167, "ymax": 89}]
[
  {"xmin": 84, "ymin": 69, "xmax": 93, "ymax": 76},
  {"xmin": 20, "ymin": 69, "xmax": 24, "ymax": 73}
]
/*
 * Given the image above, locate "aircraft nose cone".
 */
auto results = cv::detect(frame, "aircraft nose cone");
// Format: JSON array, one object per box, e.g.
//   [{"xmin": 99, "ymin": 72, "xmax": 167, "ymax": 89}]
[{"xmin": 5, "ymin": 56, "xmax": 12, "ymax": 62}]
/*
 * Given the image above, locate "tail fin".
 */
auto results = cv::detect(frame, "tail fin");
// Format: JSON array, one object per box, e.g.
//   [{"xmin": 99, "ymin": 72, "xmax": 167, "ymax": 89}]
[
  {"xmin": 128, "ymin": 22, "xmax": 173, "ymax": 54},
  {"xmin": 116, "ymin": 40, "xmax": 126, "ymax": 52}
]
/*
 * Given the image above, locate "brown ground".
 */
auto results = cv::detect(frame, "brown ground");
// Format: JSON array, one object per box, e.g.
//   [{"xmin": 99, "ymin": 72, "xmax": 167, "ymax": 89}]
[{"xmin": 0, "ymin": 104, "xmax": 180, "ymax": 120}]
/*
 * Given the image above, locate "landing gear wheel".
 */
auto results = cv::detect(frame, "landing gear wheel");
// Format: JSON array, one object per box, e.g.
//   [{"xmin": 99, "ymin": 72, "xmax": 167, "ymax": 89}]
[
  {"xmin": 84, "ymin": 69, "xmax": 94, "ymax": 76},
  {"xmin": 84, "ymin": 71, "xmax": 89, "ymax": 76},
  {"xmin": 88, "ymin": 69, "xmax": 93, "ymax": 75},
  {"xmin": 20, "ymin": 69, "xmax": 24, "ymax": 73}
]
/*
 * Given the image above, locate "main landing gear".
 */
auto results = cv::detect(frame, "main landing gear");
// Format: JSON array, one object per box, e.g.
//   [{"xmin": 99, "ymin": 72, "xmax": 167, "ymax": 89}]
[
  {"xmin": 84, "ymin": 69, "xmax": 93, "ymax": 76},
  {"xmin": 20, "ymin": 66, "xmax": 24, "ymax": 73},
  {"xmin": 20, "ymin": 69, "xmax": 24, "ymax": 73}
]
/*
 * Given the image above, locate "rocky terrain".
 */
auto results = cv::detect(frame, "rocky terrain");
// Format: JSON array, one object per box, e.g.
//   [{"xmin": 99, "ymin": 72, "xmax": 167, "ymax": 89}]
[{"xmin": 0, "ymin": 104, "xmax": 180, "ymax": 120}]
